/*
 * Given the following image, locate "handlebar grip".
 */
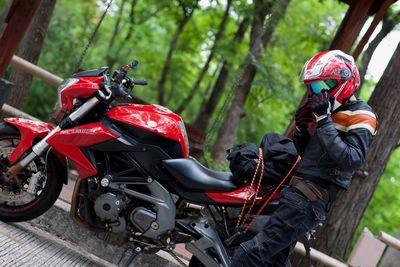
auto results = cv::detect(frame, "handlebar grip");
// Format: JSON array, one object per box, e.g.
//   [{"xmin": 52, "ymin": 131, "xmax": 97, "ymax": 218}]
[{"xmin": 134, "ymin": 80, "xmax": 147, "ymax": 86}]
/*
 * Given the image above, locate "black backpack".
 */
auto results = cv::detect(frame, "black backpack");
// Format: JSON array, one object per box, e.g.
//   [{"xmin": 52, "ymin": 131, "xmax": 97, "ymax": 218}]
[
  {"xmin": 227, "ymin": 133, "xmax": 298, "ymax": 185},
  {"xmin": 226, "ymin": 143, "xmax": 260, "ymax": 184}
]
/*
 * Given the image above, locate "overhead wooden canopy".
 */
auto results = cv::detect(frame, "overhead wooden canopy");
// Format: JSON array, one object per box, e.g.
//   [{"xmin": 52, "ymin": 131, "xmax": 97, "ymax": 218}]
[
  {"xmin": 340, "ymin": 0, "xmax": 397, "ymax": 15},
  {"xmin": 331, "ymin": 0, "xmax": 396, "ymax": 55}
]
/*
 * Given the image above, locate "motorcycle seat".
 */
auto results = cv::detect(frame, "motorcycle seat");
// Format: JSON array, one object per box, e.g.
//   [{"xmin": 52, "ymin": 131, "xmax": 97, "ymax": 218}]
[{"xmin": 162, "ymin": 157, "xmax": 238, "ymax": 192}]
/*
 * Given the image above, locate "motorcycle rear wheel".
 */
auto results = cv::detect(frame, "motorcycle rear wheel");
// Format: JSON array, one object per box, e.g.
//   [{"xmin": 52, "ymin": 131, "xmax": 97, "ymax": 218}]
[
  {"xmin": 0, "ymin": 122, "xmax": 64, "ymax": 222},
  {"xmin": 188, "ymin": 256, "xmax": 205, "ymax": 267}
]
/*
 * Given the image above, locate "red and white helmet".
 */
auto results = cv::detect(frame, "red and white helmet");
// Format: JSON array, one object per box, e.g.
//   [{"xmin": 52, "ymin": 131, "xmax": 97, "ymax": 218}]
[{"xmin": 300, "ymin": 50, "xmax": 360, "ymax": 110}]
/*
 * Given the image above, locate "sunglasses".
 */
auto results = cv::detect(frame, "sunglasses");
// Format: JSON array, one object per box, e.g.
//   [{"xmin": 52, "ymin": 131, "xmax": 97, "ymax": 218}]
[{"xmin": 307, "ymin": 79, "xmax": 339, "ymax": 95}]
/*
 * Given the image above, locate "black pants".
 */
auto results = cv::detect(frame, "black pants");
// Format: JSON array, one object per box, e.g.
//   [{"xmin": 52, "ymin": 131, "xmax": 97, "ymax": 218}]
[{"xmin": 231, "ymin": 187, "xmax": 327, "ymax": 267}]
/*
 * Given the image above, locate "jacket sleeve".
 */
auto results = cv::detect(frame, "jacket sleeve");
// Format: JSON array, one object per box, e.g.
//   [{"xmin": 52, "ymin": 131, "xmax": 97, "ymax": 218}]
[{"xmin": 315, "ymin": 114, "xmax": 376, "ymax": 171}]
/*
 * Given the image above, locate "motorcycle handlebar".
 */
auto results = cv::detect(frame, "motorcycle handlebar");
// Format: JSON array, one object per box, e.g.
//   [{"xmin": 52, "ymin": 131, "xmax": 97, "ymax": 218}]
[
  {"xmin": 113, "ymin": 84, "xmax": 133, "ymax": 102},
  {"xmin": 134, "ymin": 79, "xmax": 147, "ymax": 86}
]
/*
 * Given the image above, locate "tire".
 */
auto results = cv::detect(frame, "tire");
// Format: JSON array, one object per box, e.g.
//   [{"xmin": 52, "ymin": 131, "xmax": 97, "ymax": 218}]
[
  {"xmin": 188, "ymin": 256, "xmax": 205, "ymax": 267},
  {"xmin": 0, "ymin": 122, "xmax": 64, "ymax": 222}
]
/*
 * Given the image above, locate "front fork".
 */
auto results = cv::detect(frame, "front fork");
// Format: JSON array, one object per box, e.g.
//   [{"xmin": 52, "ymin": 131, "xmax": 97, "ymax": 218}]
[{"xmin": 4, "ymin": 96, "xmax": 101, "ymax": 186}]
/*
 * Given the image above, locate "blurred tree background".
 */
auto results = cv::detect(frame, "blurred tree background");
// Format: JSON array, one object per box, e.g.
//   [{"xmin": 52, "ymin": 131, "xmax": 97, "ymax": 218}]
[{"xmin": 1, "ymin": 0, "xmax": 399, "ymax": 262}]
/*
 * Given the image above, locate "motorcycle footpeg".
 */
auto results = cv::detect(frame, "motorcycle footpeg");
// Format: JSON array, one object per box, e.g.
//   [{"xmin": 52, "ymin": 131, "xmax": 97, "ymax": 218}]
[
  {"xmin": 123, "ymin": 246, "xmax": 142, "ymax": 267},
  {"xmin": 224, "ymin": 231, "xmax": 242, "ymax": 247}
]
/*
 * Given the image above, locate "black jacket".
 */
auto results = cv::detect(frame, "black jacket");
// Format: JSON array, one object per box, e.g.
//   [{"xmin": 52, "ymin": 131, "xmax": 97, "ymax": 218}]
[{"xmin": 294, "ymin": 100, "xmax": 377, "ymax": 190}]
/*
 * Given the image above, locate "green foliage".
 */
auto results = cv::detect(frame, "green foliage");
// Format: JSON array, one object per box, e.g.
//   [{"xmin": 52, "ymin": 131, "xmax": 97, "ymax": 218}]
[{"xmin": 19, "ymin": 0, "xmax": 400, "ymax": 239}]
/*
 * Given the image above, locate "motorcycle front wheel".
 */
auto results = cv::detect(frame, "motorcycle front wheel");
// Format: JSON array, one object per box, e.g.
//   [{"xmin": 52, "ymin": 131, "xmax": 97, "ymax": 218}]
[{"xmin": 0, "ymin": 122, "xmax": 64, "ymax": 222}]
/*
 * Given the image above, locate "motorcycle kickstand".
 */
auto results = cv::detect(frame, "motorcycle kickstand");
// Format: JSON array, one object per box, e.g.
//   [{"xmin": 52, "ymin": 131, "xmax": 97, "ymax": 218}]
[{"xmin": 123, "ymin": 246, "xmax": 141, "ymax": 267}]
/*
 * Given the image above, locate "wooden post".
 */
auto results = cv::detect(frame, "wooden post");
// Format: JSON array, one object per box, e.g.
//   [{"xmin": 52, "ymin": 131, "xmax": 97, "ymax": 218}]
[{"xmin": 0, "ymin": 0, "xmax": 41, "ymax": 77}]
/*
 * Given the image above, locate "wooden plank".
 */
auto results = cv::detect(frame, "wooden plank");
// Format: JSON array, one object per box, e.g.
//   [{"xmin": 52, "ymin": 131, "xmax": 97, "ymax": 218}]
[{"xmin": 0, "ymin": 0, "xmax": 41, "ymax": 77}]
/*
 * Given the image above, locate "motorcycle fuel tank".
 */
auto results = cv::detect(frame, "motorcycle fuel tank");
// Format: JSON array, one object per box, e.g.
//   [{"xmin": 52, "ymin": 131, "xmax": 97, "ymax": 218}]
[{"xmin": 106, "ymin": 104, "xmax": 189, "ymax": 158}]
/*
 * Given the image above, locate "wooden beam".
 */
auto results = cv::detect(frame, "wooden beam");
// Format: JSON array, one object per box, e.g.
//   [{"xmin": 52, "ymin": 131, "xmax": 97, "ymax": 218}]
[
  {"xmin": 330, "ymin": 0, "xmax": 375, "ymax": 52},
  {"xmin": 10, "ymin": 55, "xmax": 63, "ymax": 87},
  {"xmin": 293, "ymin": 242, "xmax": 349, "ymax": 267},
  {"xmin": 352, "ymin": 0, "xmax": 394, "ymax": 60},
  {"xmin": 378, "ymin": 231, "xmax": 400, "ymax": 250},
  {"xmin": 0, "ymin": 0, "xmax": 42, "ymax": 77}
]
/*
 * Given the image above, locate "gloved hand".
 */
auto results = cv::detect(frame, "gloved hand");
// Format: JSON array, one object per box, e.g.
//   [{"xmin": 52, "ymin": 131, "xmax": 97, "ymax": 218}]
[
  {"xmin": 310, "ymin": 90, "xmax": 332, "ymax": 122},
  {"xmin": 295, "ymin": 102, "xmax": 314, "ymax": 130}
]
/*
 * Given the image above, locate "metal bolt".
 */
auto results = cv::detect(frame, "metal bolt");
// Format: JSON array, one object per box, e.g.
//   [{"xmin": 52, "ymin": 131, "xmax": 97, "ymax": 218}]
[
  {"xmin": 151, "ymin": 222, "xmax": 159, "ymax": 230},
  {"xmin": 135, "ymin": 247, "xmax": 141, "ymax": 252},
  {"xmin": 100, "ymin": 178, "xmax": 110, "ymax": 187},
  {"xmin": 147, "ymin": 177, "xmax": 153, "ymax": 183}
]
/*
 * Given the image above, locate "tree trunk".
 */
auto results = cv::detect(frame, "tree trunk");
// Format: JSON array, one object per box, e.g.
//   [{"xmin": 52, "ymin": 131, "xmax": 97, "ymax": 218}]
[
  {"xmin": 292, "ymin": 43, "xmax": 400, "ymax": 266},
  {"xmin": 5, "ymin": 0, "xmax": 56, "ymax": 110},
  {"xmin": 157, "ymin": 4, "xmax": 196, "ymax": 105},
  {"xmin": 358, "ymin": 12, "xmax": 399, "ymax": 90},
  {"xmin": 192, "ymin": 17, "xmax": 249, "ymax": 129},
  {"xmin": 0, "ymin": 0, "xmax": 12, "ymax": 36},
  {"xmin": 211, "ymin": 0, "xmax": 291, "ymax": 163},
  {"xmin": 175, "ymin": 0, "xmax": 232, "ymax": 114}
]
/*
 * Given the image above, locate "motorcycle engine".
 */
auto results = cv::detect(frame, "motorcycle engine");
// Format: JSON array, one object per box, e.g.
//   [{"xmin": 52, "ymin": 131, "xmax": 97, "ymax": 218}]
[
  {"xmin": 129, "ymin": 207, "xmax": 157, "ymax": 233},
  {"xmin": 94, "ymin": 192, "xmax": 127, "ymax": 233}
]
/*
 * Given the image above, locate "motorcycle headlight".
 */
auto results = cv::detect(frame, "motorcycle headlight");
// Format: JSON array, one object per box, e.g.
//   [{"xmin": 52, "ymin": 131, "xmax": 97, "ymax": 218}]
[
  {"xmin": 178, "ymin": 121, "xmax": 190, "ymax": 157},
  {"xmin": 56, "ymin": 78, "xmax": 79, "ymax": 105}
]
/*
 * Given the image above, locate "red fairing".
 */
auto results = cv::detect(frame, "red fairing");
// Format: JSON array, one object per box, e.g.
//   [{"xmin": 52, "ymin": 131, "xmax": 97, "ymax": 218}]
[
  {"xmin": 60, "ymin": 77, "xmax": 103, "ymax": 112},
  {"xmin": 4, "ymin": 118, "xmax": 54, "ymax": 164},
  {"xmin": 47, "ymin": 122, "xmax": 119, "ymax": 178},
  {"xmin": 107, "ymin": 104, "xmax": 189, "ymax": 158},
  {"xmin": 205, "ymin": 184, "xmax": 280, "ymax": 205}
]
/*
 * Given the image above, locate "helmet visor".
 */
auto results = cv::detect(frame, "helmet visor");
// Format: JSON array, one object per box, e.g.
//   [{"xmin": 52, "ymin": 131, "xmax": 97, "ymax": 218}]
[{"xmin": 307, "ymin": 79, "xmax": 338, "ymax": 95}]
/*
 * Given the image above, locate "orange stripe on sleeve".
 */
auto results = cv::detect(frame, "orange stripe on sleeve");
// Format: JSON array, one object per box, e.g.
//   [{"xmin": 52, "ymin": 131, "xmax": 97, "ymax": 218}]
[{"xmin": 332, "ymin": 112, "xmax": 377, "ymax": 134}]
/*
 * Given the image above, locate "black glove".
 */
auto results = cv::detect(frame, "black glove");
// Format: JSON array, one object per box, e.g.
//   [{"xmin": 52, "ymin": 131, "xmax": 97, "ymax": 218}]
[
  {"xmin": 295, "ymin": 102, "xmax": 314, "ymax": 128},
  {"xmin": 310, "ymin": 90, "xmax": 332, "ymax": 122}
]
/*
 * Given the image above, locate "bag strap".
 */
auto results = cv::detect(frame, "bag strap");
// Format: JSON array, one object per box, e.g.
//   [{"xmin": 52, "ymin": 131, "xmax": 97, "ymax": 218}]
[
  {"xmin": 243, "ymin": 155, "xmax": 302, "ymax": 234},
  {"xmin": 241, "ymin": 148, "xmax": 265, "ymax": 227},
  {"xmin": 235, "ymin": 148, "xmax": 263, "ymax": 230}
]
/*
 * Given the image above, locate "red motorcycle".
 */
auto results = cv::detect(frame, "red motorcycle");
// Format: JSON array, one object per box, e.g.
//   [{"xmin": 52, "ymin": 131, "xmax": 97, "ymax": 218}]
[{"xmin": 0, "ymin": 61, "xmax": 280, "ymax": 267}]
